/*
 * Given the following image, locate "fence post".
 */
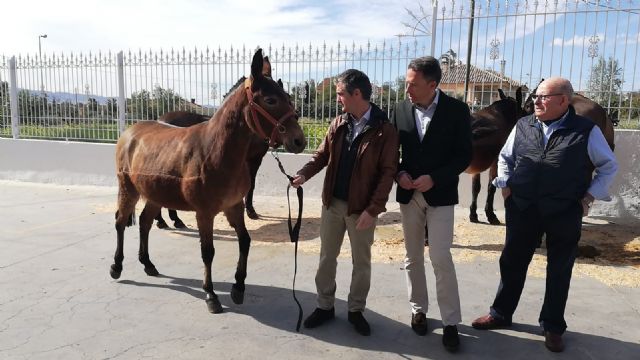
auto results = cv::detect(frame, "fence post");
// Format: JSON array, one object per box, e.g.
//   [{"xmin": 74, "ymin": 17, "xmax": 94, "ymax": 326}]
[
  {"xmin": 8, "ymin": 56, "xmax": 20, "ymax": 139},
  {"xmin": 117, "ymin": 51, "xmax": 126, "ymax": 136},
  {"xmin": 430, "ymin": 0, "xmax": 438, "ymax": 57}
]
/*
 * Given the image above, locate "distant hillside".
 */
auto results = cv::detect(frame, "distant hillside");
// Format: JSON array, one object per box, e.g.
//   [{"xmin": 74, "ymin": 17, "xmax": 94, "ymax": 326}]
[{"xmin": 27, "ymin": 90, "xmax": 113, "ymax": 105}]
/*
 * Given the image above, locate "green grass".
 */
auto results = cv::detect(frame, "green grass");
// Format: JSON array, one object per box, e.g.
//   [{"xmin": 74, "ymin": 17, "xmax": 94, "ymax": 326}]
[{"xmin": 0, "ymin": 118, "xmax": 333, "ymax": 152}]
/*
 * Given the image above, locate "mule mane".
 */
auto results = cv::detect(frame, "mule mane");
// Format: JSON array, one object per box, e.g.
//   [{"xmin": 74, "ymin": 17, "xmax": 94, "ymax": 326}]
[
  {"xmin": 223, "ymin": 76, "xmax": 248, "ymax": 100},
  {"xmin": 477, "ymin": 97, "xmax": 518, "ymax": 120}
]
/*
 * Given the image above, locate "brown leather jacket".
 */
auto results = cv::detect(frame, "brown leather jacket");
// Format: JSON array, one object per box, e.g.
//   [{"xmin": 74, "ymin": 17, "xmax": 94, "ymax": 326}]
[{"xmin": 298, "ymin": 103, "xmax": 399, "ymax": 216}]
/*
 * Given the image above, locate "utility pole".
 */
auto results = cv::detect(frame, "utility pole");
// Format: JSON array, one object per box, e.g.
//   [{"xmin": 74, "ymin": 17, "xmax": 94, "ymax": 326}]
[{"xmin": 38, "ymin": 34, "xmax": 48, "ymax": 92}]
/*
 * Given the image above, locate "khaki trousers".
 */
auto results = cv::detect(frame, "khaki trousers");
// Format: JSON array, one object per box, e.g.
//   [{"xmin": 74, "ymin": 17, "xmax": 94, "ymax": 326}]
[
  {"xmin": 315, "ymin": 198, "xmax": 375, "ymax": 312},
  {"xmin": 400, "ymin": 190, "xmax": 462, "ymax": 326}
]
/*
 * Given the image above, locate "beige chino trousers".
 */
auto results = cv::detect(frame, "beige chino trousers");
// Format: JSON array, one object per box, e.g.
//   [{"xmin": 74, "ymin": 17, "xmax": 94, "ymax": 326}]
[
  {"xmin": 400, "ymin": 190, "xmax": 462, "ymax": 326},
  {"xmin": 315, "ymin": 198, "xmax": 375, "ymax": 312}
]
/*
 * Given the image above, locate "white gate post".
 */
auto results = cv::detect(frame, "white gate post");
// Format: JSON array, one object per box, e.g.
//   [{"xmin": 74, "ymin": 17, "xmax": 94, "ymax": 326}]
[
  {"xmin": 117, "ymin": 51, "xmax": 126, "ymax": 135},
  {"xmin": 430, "ymin": 0, "xmax": 438, "ymax": 57},
  {"xmin": 8, "ymin": 56, "xmax": 20, "ymax": 139}
]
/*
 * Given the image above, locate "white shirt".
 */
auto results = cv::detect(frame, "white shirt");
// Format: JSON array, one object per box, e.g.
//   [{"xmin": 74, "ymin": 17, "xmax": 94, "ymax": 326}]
[{"xmin": 414, "ymin": 89, "xmax": 440, "ymax": 141}]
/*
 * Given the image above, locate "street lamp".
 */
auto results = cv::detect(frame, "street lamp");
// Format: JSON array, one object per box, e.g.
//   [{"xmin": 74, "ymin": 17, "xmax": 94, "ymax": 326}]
[{"xmin": 38, "ymin": 34, "xmax": 47, "ymax": 92}]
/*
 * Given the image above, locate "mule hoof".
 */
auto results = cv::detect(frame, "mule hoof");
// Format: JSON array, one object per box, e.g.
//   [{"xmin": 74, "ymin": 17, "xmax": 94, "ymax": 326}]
[
  {"xmin": 469, "ymin": 214, "xmax": 479, "ymax": 223},
  {"xmin": 173, "ymin": 219, "xmax": 187, "ymax": 229},
  {"xmin": 110, "ymin": 264, "xmax": 122, "ymax": 279},
  {"xmin": 487, "ymin": 216, "xmax": 501, "ymax": 225},
  {"xmin": 206, "ymin": 294, "xmax": 223, "ymax": 314},
  {"xmin": 230, "ymin": 286, "xmax": 245, "ymax": 305},
  {"xmin": 144, "ymin": 266, "xmax": 159, "ymax": 276},
  {"xmin": 156, "ymin": 220, "xmax": 169, "ymax": 229},
  {"xmin": 246, "ymin": 209, "xmax": 259, "ymax": 220}
]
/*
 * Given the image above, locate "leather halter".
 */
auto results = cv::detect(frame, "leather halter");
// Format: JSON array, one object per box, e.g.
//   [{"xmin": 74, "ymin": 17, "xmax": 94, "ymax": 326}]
[{"xmin": 244, "ymin": 78, "xmax": 297, "ymax": 148}]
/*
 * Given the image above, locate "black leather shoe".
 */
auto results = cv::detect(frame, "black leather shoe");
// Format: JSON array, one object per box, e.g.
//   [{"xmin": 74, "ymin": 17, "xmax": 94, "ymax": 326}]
[
  {"xmin": 303, "ymin": 307, "xmax": 335, "ymax": 328},
  {"xmin": 411, "ymin": 312, "xmax": 428, "ymax": 336},
  {"xmin": 348, "ymin": 311, "xmax": 371, "ymax": 336},
  {"xmin": 544, "ymin": 331, "xmax": 564, "ymax": 352},
  {"xmin": 442, "ymin": 325, "xmax": 460, "ymax": 352},
  {"xmin": 471, "ymin": 314, "xmax": 512, "ymax": 330}
]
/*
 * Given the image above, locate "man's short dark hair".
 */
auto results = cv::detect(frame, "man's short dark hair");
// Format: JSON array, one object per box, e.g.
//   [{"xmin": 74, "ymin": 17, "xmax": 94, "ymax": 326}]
[
  {"xmin": 336, "ymin": 69, "xmax": 372, "ymax": 101},
  {"xmin": 408, "ymin": 56, "xmax": 442, "ymax": 85}
]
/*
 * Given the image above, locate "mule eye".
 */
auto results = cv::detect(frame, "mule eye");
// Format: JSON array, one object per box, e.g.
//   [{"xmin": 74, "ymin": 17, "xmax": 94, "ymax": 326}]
[{"xmin": 264, "ymin": 97, "xmax": 277, "ymax": 105}]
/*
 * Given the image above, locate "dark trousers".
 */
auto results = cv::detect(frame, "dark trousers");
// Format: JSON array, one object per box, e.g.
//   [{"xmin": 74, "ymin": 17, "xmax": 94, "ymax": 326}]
[{"xmin": 490, "ymin": 196, "xmax": 582, "ymax": 334}]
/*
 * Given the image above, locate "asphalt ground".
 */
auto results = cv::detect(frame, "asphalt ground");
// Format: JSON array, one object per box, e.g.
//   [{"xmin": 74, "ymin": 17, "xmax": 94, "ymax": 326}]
[{"xmin": 1, "ymin": 181, "xmax": 639, "ymax": 359}]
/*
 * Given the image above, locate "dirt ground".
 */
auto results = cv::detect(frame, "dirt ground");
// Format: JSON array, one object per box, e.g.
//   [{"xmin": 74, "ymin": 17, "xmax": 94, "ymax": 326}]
[{"xmin": 128, "ymin": 195, "xmax": 640, "ymax": 288}]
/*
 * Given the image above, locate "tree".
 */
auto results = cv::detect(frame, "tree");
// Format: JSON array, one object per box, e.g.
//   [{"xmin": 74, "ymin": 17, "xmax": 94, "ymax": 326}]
[
  {"xmin": 587, "ymin": 56, "xmax": 623, "ymax": 105},
  {"xmin": 0, "ymin": 81, "xmax": 8, "ymax": 120},
  {"xmin": 618, "ymin": 91, "xmax": 640, "ymax": 128},
  {"xmin": 106, "ymin": 98, "xmax": 118, "ymax": 115}
]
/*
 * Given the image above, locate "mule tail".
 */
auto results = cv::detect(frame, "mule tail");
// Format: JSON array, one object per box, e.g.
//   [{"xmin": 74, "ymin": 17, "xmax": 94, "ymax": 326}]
[{"xmin": 115, "ymin": 210, "xmax": 136, "ymax": 227}]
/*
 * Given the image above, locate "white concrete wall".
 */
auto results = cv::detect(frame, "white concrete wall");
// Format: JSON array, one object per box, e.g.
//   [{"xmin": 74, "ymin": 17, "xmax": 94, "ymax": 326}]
[{"xmin": 1, "ymin": 130, "xmax": 638, "ymax": 219}]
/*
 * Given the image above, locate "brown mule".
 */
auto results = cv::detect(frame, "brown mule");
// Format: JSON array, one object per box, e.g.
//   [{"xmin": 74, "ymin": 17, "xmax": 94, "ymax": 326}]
[{"xmin": 111, "ymin": 49, "xmax": 306, "ymax": 314}]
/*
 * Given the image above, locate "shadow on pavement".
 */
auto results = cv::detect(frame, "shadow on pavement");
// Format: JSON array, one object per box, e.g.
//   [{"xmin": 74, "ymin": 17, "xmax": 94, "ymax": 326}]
[{"xmin": 118, "ymin": 275, "xmax": 640, "ymax": 359}]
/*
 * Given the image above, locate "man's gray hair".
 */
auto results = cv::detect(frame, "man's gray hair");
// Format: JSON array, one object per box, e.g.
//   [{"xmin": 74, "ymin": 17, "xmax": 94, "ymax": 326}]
[{"xmin": 558, "ymin": 81, "xmax": 574, "ymax": 101}]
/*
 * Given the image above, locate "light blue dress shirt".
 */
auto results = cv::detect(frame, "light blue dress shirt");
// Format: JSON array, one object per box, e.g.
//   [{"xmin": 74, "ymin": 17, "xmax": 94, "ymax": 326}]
[
  {"xmin": 492, "ymin": 110, "xmax": 618, "ymax": 201},
  {"xmin": 350, "ymin": 105, "xmax": 372, "ymax": 142}
]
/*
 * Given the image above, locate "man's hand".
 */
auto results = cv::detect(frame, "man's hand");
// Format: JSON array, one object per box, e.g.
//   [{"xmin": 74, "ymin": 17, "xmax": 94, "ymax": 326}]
[
  {"xmin": 501, "ymin": 187, "xmax": 511, "ymax": 199},
  {"xmin": 412, "ymin": 175, "xmax": 434, "ymax": 193},
  {"xmin": 291, "ymin": 174, "xmax": 306, "ymax": 188},
  {"xmin": 356, "ymin": 210, "xmax": 376, "ymax": 230},
  {"xmin": 396, "ymin": 172, "xmax": 414, "ymax": 190},
  {"xmin": 581, "ymin": 193, "xmax": 595, "ymax": 217}
]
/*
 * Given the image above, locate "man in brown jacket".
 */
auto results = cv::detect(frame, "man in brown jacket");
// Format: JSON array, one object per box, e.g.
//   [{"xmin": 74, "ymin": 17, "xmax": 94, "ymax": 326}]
[{"xmin": 291, "ymin": 69, "xmax": 398, "ymax": 336}]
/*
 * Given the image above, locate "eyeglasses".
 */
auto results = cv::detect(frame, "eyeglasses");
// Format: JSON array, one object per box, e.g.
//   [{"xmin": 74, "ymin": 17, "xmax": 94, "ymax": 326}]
[{"xmin": 531, "ymin": 93, "xmax": 564, "ymax": 101}]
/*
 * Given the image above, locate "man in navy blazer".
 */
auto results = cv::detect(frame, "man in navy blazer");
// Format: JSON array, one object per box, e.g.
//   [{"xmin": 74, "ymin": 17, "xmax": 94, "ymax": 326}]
[{"xmin": 391, "ymin": 56, "xmax": 472, "ymax": 352}]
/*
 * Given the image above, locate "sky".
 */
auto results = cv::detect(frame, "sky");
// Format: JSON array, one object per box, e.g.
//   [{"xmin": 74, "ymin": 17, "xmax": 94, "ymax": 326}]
[
  {"xmin": 1, "ymin": 0, "xmax": 422, "ymax": 55},
  {"xmin": 3, "ymin": 0, "xmax": 638, "ymax": 97}
]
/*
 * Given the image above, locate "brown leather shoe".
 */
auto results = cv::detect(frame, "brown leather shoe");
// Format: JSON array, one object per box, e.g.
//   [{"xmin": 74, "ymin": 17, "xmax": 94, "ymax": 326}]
[
  {"xmin": 544, "ymin": 331, "xmax": 564, "ymax": 352},
  {"xmin": 471, "ymin": 314, "xmax": 512, "ymax": 330},
  {"xmin": 411, "ymin": 312, "xmax": 428, "ymax": 336}
]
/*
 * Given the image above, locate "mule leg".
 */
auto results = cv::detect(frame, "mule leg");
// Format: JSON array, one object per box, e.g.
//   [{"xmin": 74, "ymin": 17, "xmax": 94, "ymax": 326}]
[
  {"xmin": 139, "ymin": 202, "xmax": 161, "ymax": 276},
  {"xmin": 168, "ymin": 209, "xmax": 187, "ymax": 229},
  {"xmin": 155, "ymin": 209, "xmax": 169, "ymax": 229},
  {"xmin": 469, "ymin": 173, "xmax": 481, "ymax": 223},
  {"xmin": 485, "ymin": 162, "xmax": 501, "ymax": 225},
  {"xmin": 111, "ymin": 181, "xmax": 139, "ymax": 279},
  {"xmin": 196, "ymin": 211, "xmax": 222, "ymax": 314},
  {"xmin": 245, "ymin": 156, "xmax": 264, "ymax": 220},
  {"xmin": 224, "ymin": 201, "xmax": 251, "ymax": 305}
]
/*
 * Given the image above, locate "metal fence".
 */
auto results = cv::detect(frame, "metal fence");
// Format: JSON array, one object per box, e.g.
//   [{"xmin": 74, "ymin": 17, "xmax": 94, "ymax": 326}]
[
  {"xmin": 0, "ymin": 43, "xmax": 425, "ymax": 149},
  {"xmin": 1, "ymin": 0, "xmax": 639, "ymax": 151}
]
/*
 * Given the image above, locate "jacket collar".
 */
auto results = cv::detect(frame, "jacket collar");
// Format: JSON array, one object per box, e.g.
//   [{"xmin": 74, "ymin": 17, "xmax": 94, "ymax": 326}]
[
  {"xmin": 528, "ymin": 105, "xmax": 576, "ymax": 129},
  {"xmin": 339, "ymin": 102, "xmax": 386, "ymax": 128}
]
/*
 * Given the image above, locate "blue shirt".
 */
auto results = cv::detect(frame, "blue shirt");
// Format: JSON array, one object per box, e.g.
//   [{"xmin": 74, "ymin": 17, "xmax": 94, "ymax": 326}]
[
  {"xmin": 492, "ymin": 110, "xmax": 618, "ymax": 201},
  {"xmin": 349, "ymin": 105, "xmax": 372, "ymax": 142}
]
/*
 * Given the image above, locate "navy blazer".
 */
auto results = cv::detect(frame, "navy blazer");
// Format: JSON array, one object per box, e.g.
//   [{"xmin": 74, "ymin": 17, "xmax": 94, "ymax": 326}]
[{"xmin": 391, "ymin": 92, "xmax": 472, "ymax": 206}]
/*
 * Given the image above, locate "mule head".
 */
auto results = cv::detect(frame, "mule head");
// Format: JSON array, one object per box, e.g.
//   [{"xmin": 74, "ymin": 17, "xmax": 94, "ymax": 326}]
[
  {"xmin": 244, "ymin": 49, "xmax": 306, "ymax": 154},
  {"xmin": 523, "ymin": 79, "xmax": 544, "ymax": 115},
  {"xmin": 490, "ymin": 89, "xmax": 523, "ymax": 126}
]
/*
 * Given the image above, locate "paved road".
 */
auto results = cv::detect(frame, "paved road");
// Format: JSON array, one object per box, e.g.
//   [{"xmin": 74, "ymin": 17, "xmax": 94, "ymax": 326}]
[{"xmin": 1, "ymin": 181, "xmax": 639, "ymax": 359}]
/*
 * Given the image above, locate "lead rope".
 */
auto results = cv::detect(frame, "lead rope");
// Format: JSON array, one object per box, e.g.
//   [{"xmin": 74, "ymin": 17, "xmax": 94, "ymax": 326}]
[{"xmin": 270, "ymin": 150, "xmax": 304, "ymax": 332}]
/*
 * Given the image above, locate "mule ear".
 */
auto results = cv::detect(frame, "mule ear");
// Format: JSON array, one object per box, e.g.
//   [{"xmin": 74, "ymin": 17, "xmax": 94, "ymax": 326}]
[
  {"xmin": 498, "ymin": 88, "xmax": 506, "ymax": 100},
  {"xmin": 251, "ymin": 49, "xmax": 264, "ymax": 81},
  {"xmin": 516, "ymin": 87, "xmax": 523, "ymax": 108},
  {"xmin": 277, "ymin": 79, "xmax": 283, "ymax": 88}
]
